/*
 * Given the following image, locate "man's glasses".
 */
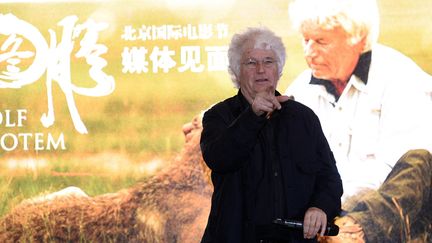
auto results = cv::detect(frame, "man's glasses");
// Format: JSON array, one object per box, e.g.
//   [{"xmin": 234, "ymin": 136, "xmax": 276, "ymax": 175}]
[{"xmin": 242, "ymin": 58, "xmax": 277, "ymax": 69}]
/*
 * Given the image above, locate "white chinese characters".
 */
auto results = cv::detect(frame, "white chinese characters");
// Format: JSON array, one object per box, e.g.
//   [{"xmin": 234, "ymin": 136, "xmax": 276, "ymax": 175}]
[
  {"xmin": 0, "ymin": 13, "xmax": 115, "ymax": 134},
  {"xmin": 121, "ymin": 23, "xmax": 229, "ymax": 74}
]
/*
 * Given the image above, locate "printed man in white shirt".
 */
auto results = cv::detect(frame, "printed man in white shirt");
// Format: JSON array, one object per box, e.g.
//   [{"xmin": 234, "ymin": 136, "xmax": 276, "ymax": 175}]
[{"xmin": 284, "ymin": 0, "xmax": 432, "ymax": 242}]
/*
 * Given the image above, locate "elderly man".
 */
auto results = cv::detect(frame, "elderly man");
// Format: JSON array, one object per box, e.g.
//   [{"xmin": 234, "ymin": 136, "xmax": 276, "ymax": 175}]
[
  {"xmin": 284, "ymin": 0, "xmax": 432, "ymax": 242},
  {"xmin": 200, "ymin": 27, "xmax": 343, "ymax": 243}
]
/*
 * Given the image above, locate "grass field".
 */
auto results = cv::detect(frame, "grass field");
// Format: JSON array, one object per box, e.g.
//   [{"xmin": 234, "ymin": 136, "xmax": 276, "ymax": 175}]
[{"xmin": 0, "ymin": 0, "xmax": 431, "ymax": 218}]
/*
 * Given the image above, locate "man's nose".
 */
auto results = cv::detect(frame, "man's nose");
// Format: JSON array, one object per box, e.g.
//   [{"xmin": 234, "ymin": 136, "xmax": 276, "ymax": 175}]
[
  {"xmin": 256, "ymin": 62, "xmax": 265, "ymax": 73},
  {"xmin": 304, "ymin": 40, "xmax": 318, "ymax": 58}
]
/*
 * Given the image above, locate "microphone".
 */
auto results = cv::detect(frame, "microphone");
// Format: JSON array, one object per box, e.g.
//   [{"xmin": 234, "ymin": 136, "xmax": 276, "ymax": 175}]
[{"xmin": 272, "ymin": 218, "xmax": 339, "ymax": 236}]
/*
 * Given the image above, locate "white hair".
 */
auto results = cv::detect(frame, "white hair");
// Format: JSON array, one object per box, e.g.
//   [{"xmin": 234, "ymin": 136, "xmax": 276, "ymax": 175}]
[
  {"xmin": 289, "ymin": 0, "xmax": 380, "ymax": 52},
  {"xmin": 228, "ymin": 27, "xmax": 286, "ymax": 88}
]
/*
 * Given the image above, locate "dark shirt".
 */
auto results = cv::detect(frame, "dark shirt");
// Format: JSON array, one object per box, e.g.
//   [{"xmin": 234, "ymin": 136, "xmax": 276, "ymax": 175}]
[{"xmin": 200, "ymin": 90, "xmax": 343, "ymax": 243}]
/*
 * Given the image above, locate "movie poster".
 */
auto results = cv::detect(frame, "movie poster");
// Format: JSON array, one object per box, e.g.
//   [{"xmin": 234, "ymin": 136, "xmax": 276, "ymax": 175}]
[{"xmin": 0, "ymin": 0, "xmax": 431, "ymax": 242}]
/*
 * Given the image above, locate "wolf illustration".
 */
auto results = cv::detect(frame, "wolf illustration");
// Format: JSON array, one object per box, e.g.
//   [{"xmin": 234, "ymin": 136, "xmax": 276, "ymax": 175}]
[{"xmin": 0, "ymin": 114, "xmax": 212, "ymax": 243}]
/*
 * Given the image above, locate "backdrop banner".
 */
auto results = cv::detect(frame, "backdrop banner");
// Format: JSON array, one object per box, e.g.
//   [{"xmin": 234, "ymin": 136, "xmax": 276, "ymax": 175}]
[{"xmin": 0, "ymin": 0, "xmax": 431, "ymax": 242}]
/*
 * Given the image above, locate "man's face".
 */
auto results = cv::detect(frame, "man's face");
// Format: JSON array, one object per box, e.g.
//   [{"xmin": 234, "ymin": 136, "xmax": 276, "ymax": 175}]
[
  {"xmin": 238, "ymin": 47, "xmax": 279, "ymax": 103},
  {"xmin": 300, "ymin": 21, "xmax": 365, "ymax": 82}
]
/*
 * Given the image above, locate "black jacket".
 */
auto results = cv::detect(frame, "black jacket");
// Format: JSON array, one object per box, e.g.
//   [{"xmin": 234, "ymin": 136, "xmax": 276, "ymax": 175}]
[{"xmin": 200, "ymin": 91, "xmax": 343, "ymax": 243}]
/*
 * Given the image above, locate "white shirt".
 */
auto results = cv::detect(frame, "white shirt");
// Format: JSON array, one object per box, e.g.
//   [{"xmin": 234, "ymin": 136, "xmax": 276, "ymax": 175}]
[{"xmin": 285, "ymin": 44, "xmax": 432, "ymax": 201}]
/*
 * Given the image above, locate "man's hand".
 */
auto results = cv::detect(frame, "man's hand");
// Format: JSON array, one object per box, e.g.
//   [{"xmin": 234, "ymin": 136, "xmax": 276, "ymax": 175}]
[
  {"xmin": 251, "ymin": 86, "xmax": 290, "ymax": 117},
  {"xmin": 303, "ymin": 207, "xmax": 327, "ymax": 239}
]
